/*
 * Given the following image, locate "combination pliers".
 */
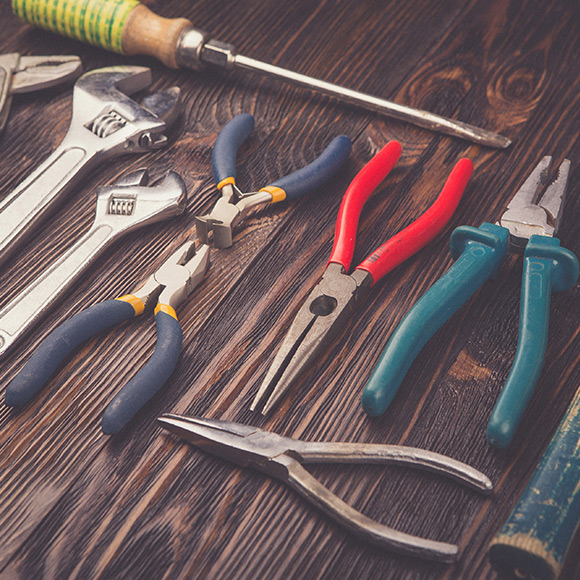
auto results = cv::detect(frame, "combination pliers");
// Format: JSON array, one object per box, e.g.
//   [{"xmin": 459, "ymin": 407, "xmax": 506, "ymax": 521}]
[
  {"xmin": 361, "ymin": 156, "xmax": 579, "ymax": 449},
  {"xmin": 195, "ymin": 113, "xmax": 352, "ymax": 248},
  {"xmin": 0, "ymin": 52, "xmax": 82, "ymax": 132},
  {"xmin": 6, "ymin": 242, "xmax": 210, "ymax": 434}
]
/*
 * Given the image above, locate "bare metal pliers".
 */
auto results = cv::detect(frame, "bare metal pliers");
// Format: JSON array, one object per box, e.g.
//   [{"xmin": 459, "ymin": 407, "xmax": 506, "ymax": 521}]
[
  {"xmin": 362, "ymin": 157, "xmax": 579, "ymax": 449},
  {"xmin": 0, "ymin": 53, "xmax": 82, "ymax": 132},
  {"xmin": 6, "ymin": 243, "xmax": 210, "ymax": 434},
  {"xmin": 158, "ymin": 413, "xmax": 492, "ymax": 562}
]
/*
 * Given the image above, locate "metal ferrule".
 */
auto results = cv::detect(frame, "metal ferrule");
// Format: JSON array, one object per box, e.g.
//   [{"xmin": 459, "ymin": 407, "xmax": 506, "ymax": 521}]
[
  {"xmin": 200, "ymin": 38, "xmax": 238, "ymax": 70},
  {"xmin": 176, "ymin": 27, "xmax": 211, "ymax": 70}
]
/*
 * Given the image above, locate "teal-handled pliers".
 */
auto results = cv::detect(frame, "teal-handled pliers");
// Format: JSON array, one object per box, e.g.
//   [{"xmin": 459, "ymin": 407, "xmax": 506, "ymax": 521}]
[
  {"xmin": 361, "ymin": 156, "xmax": 579, "ymax": 449},
  {"xmin": 5, "ymin": 242, "xmax": 210, "ymax": 435}
]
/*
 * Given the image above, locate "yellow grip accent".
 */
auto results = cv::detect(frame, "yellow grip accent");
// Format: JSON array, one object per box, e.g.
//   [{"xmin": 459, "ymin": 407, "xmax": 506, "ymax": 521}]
[
  {"xmin": 116, "ymin": 294, "xmax": 145, "ymax": 316},
  {"xmin": 12, "ymin": 0, "xmax": 139, "ymax": 53},
  {"xmin": 155, "ymin": 303, "xmax": 178, "ymax": 320},
  {"xmin": 260, "ymin": 185, "xmax": 287, "ymax": 203},
  {"xmin": 217, "ymin": 176, "xmax": 236, "ymax": 191}
]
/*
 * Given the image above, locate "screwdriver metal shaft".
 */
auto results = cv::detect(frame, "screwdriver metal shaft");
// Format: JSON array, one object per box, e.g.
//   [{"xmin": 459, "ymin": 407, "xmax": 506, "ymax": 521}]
[
  {"xmin": 233, "ymin": 54, "xmax": 510, "ymax": 148},
  {"xmin": 12, "ymin": 0, "xmax": 511, "ymax": 148}
]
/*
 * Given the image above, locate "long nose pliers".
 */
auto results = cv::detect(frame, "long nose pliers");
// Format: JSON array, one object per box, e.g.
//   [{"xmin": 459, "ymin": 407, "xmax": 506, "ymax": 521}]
[
  {"xmin": 5, "ymin": 242, "xmax": 210, "ymax": 434},
  {"xmin": 158, "ymin": 413, "xmax": 492, "ymax": 562},
  {"xmin": 194, "ymin": 113, "xmax": 352, "ymax": 248},
  {"xmin": 361, "ymin": 156, "xmax": 579, "ymax": 449},
  {"xmin": 251, "ymin": 141, "xmax": 474, "ymax": 414}
]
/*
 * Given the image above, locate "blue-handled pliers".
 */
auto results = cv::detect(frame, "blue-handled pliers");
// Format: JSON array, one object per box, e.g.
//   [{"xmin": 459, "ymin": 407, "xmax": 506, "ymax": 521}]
[
  {"xmin": 5, "ymin": 241, "xmax": 210, "ymax": 435},
  {"xmin": 361, "ymin": 156, "xmax": 579, "ymax": 449},
  {"xmin": 194, "ymin": 113, "xmax": 352, "ymax": 248}
]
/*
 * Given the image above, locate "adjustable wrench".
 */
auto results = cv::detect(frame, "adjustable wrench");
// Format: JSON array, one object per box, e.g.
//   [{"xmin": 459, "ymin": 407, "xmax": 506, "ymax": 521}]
[
  {"xmin": 0, "ymin": 53, "xmax": 82, "ymax": 132},
  {"xmin": 0, "ymin": 65, "xmax": 180, "ymax": 265},
  {"xmin": 0, "ymin": 168, "xmax": 187, "ymax": 358}
]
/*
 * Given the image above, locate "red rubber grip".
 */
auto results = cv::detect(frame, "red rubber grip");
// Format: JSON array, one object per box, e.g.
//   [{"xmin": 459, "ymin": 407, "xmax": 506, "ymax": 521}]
[
  {"xmin": 357, "ymin": 157, "xmax": 474, "ymax": 284},
  {"xmin": 328, "ymin": 141, "xmax": 402, "ymax": 271}
]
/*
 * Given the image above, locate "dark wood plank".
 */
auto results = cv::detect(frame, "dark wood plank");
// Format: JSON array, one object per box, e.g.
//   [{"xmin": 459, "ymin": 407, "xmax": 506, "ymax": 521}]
[{"xmin": 1, "ymin": 0, "xmax": 580, "ymax": 578}]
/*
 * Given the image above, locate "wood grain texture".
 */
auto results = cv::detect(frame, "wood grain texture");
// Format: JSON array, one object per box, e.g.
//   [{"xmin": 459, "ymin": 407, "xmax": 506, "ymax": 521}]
[{"xmin": 1, "ymin": 0, "xmax": 580, "ymax": 578}]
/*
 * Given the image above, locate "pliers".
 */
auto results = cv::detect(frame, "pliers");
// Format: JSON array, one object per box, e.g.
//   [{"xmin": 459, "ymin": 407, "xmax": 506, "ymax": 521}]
[
  {"xmin": 194, "ymin": 113, "xmax": 352, "ymax": 248},
  {"xmin": 158, "ymin": 413, "xmax": 492, "ymax": 562},
  {"xmin": 361, "ymin": 156, "xmax": 579, "ymax": 449},
  {"xmin": 5, "ymin": 242, "xmax": 210, "ymax": 435},
  {"xmin": 251, "ymin": 141, "xmax": 474, "ymax": 414},
  {"xmin": 0, "ymin": 53, "xmax": 82, "ymax": 132}
]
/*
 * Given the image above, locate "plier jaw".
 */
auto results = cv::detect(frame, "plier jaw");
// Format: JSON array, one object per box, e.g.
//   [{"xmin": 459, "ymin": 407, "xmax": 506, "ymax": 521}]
[
  {"xmin": 194, "ymin": 183, "xmax": 273, "ymax": 248},
  {"xmin": 133, "ymin": 241, "xmax": 211, "ymax": 310},
  {"xmin": 158, "ymin": 414, "xmax": 284, "ymax": 468},
  {"xmin": 251, "ymin": 263, "xmax": 372, "ymax": 414},
  {"xmin": 499, "ymin": 156, "xmax": 569, "ymax": 248}
]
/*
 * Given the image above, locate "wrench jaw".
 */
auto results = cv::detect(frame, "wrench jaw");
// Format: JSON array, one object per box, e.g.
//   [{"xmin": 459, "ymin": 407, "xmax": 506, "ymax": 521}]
[
  {"xmin": 0, "ymin": 54, "xmax": 82, "ymax": 132},
  {"xmin": 93, "ymin": 170, "xmax": 188, "ymax": 236},
  {"xmin": 67, "ymin": 66, "xmax": 181, "ymax": 155},
  {"xmin": 0, "ymin": 53, "xmax": 19, "ymax": 132}
]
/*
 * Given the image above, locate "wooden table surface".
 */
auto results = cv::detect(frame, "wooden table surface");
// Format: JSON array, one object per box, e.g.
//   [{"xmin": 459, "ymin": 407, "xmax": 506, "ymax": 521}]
[{"xmin": 1, "ymin": 0, "xmax": 580, "ymax": 578}]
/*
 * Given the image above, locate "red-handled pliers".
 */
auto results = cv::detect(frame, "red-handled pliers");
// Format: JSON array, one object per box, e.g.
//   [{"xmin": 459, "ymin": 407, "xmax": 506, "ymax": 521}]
[{"xmin": 250, "ymin": 141, "xmax": 473, "ymax": 415}]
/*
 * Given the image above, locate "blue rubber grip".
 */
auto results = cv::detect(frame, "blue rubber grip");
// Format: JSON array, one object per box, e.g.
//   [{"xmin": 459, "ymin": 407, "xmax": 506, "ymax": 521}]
[
  {"xmin": 267, "ymin": 135, "xmax": 351, "ymax": 200},
  {"xmin": 4, "ymin": 299, "xmax": 137, "ymax": 407},
  {"xmin": 101, "ymin": 309, "xmax": 183, "ymax": 435},
  {"xmin": 487, "ymin": 235, "xmax": 579, "ymax": 449},
  {"xmin": 361, "ymin": 223, "xmax": 509, "ymax": 417},
  {"xmin": 212, "ymin": 114, "xmax": 255, "ymax": 185}
]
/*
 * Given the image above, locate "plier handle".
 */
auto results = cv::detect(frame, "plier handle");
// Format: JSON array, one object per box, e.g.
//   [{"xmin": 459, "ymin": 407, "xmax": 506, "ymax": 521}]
[
  {"xmin": 158, "ymin": 414, "xmax": 492, "ymax": 562},
  {"xmin": 195, "ymin": 114, "xmax": 352, "ymax": 247},
  {"xmin": 5, "ymin": 242, "xmax": 210, "ymax": 434},
  {"xmin": 252, "ymin": 142, "xmax": 473, "ymax": 414},
  {"xmin": 362, "ymin": 156, "xmax": 579, "ymax": 448}
]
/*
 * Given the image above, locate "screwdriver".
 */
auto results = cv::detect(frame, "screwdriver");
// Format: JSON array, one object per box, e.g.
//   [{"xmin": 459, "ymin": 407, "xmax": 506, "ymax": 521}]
[{"xmin": 11, "ymin": 0, "xmax": 511, "ymax": 148}]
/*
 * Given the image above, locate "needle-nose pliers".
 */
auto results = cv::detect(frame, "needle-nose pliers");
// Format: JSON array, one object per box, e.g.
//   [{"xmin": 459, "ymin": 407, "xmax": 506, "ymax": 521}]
[
  {"xmin": 361, "ymin": 156, "xmax": 579, "ymax": 449},
  {"xmin": 194, "ymin": 113, "xmax": 352, "ymax": 248},
  {"xmin": 158, "ymin": 413, "xmax": 492, "ymax": 562},
  {"xmin": 5, "ymin": 241, "xmax": 210, "ymax": 434},
  {"xmin": 251, "ymin": 141, "xmax": 474, "ymax": 414}
]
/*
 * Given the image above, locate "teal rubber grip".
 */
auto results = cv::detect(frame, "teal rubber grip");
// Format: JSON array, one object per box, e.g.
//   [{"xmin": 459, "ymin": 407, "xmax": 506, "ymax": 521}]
[
  {"xmin": 267, "ymin": 135, "xmax": 352, "ymax": 200},
  {"xmin": 4, "ymin": 299, "xmax": 137, "ymax": 407},
  {"xmin": 212, "ymin": 114, "xmax": 255, "ymax": 186},
  {"xmin": 488, "ymin": 383, "xmax": 580, "ymax": 580},
  {"xmin": 361, "ymin": 223, "xmax": 509, "ymax": 417},
  {"xmin": 487, "ymin": 236, "xmax": 579, "ymax": 449},
  {"xmin": 101, "ymin": 309, "xmax": 183, "ymax": 435}
]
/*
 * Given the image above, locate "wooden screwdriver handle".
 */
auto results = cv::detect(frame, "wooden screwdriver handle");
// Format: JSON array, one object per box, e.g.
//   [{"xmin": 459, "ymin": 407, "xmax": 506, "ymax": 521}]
[
  {"xmin": 123, "ymin": 4, "xmax": 192, "ymax": 68},
  {"xmin": 488, "ymin": 384, "xmax": 580, "ymax": 579},
  {"xmin": 12, "ymin": 0, "xmax": 192, "ymax": 68}
]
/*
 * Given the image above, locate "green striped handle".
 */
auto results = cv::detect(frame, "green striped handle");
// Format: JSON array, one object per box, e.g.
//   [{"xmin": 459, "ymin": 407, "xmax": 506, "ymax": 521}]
[
  {"xmin": 12, "ymin": 0, "xmax": 193, "ymax": 68},
  {"xmin": 12, "ymin": 0, "xmax": 138, "ymax": 53}
]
